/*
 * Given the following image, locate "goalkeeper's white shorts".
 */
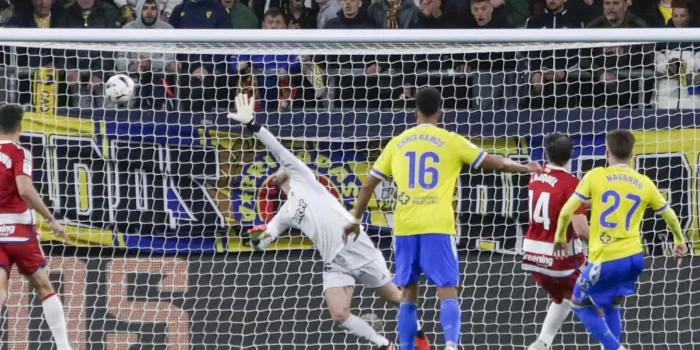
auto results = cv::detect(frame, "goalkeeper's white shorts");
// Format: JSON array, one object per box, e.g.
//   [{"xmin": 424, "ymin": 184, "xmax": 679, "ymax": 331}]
[{"xmin": 322, "ymin": 256, "xmax": 392, "ymax": 292}]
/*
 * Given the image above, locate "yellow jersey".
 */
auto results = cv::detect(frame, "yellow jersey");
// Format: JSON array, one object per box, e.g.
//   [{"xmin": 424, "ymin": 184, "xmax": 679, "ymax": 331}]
[
  {"xmin": 572, "ymin": 165, "xmax": 667, "ymax": 263},
  {"xmin": 370, "ymin": 124, "xmax": 486, "ymax": 236}
]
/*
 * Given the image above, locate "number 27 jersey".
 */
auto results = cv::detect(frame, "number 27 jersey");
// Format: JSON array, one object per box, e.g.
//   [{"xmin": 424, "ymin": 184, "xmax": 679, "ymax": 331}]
[{"xmin": 370, "ymin": 124, "xmax": 486, "ymax": 236}]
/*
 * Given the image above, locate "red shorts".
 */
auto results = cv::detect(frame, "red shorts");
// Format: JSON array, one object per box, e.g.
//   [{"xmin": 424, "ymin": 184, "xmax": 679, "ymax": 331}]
[
  {"xmin": 531, "ymin": 270, "xmax": 581, "ymax": 303},
  {"xmin": 0, "ymin": 234, "xmax": 46, "ymax": 276}
]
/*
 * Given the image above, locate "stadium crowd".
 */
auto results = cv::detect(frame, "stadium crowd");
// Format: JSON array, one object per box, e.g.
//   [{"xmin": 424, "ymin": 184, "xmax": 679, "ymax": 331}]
[{"xmin": 1, "ymin": 0, "xmax": 700, "ymax": 111}]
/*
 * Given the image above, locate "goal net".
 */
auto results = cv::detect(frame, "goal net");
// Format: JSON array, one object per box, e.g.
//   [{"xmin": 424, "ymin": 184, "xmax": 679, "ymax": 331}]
[{"xmin": 0, "ymin": 29, "xmax": 696, "ymax": 350}]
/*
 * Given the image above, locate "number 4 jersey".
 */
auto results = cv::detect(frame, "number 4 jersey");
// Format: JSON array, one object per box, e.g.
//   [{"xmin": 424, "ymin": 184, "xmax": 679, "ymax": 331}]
[
  {"xmin": 522, "ymin": 164, "xmax": 586, "ymax": 277},
  {"xmin": 370, "ymin": 124, "xmax": 487, "ymax": 236}
]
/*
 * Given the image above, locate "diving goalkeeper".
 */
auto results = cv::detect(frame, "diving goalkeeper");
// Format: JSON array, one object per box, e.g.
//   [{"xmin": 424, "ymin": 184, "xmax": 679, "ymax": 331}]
[
  {"xmin": 228, "ymin": 94, "xmax": 429, "ymax": 350},
  {"xmin": 344, "ymin": 87, "xmax": 542, "ymax": 350}
]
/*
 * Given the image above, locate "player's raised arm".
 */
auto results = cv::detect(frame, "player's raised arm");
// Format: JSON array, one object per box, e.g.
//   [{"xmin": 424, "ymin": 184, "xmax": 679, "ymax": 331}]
[
  {"xmin": 453, "ymin": 134, "xmax": 541, "ymax": 173},
  {"xmin": 647, "ymin": 180, "xmax": 687, "ymax": 263},
  {"xmin": 479, "ymin": 153, "xmax": 542, "ymax": 173},
  {"xmin": 228, "ymin": 94, "xmax": 315, "ymax": 181}
]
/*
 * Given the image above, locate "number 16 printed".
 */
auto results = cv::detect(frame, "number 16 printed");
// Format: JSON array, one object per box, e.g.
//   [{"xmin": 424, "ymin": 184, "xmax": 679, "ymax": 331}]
[{"xmin": 405, "ymin": 151, "xmax": 440, "ymax": 190}]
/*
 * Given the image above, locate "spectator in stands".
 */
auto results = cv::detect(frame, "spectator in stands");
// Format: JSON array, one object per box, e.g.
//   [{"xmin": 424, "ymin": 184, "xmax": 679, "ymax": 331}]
[
  {"xmin": 110, "ymin": 0, "xmax": 183, "ymax": 23},
  {"xmin": 653, "ymin": 1, "xmax": 700, "ymax": 108},
  {"xmin": 57, "ymin": 0, "xmax": 122, "ymax": 108},
  {"xmin": 584, "ymin": 0, "xmax": 649, "ymax": 107},
  {"xmin": 6, "ymin": 0, "xmax": 60, "ymax": 29},
  {"xmin": 368, "ymin": 0, "xmax": 423, "ymax": 28},
  {"xmin": 4, "ymin": 0, "xmax": 63, "ymax": 105},
  {"xmin": 324, "ymin": 0, "xmax": 374, "ymax": 27},
  {"xmin": 170, "ymin": 0, "xmax": 232, "ymax": 27},
  {"xmin": 170, "ymin": 0, "xmax": 233, "ymax": 111},
  {"xmin": 463, "ymin": 0, "xmax": 508, "ymax": 27},
  {"xmin": 420, "ymin": 0, "xmax": 454, "ymax": 27},
  {"xmin": 641, "ymin": 0, "xmax": 673, "ymax": 27},
  {"xmin": 231, "ymin": 9, "xmax": 302, "ymax": 111},
  {"xmin": 59, "ymin": 0, "xmax": 122, "ymax": 27},
  {"xmin": 524, "ymin": 0, "xmax": 584, "ymax": 108},
  {"xmin": 506, "ymin": 0, "xmax": 534, "ymax": 27},
  {"xmin": 283, "ymin": 0, "xmax": 317, "ymax": 27},
  {"xmin": 116, "ymin": 0, "xmax": 178, "ymax": 110},
  {"xmin": 316, "ymin": 0, "xmax": 341, "ymax": 28},
  {"xmin": 453, "ymin": 0, "xmax": 514, "ymax": 110},
  {"xmin": 220, "ymin": 0, "xmax": 260, "ymax": 28}
]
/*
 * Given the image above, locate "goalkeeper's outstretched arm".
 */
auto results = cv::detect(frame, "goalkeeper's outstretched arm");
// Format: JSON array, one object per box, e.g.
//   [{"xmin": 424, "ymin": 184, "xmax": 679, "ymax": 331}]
[
  {"xmin": 249, "ymin": 203, "xmax": 292, "ymax": 251},
  {"xmin": 228, "ymin": 94, "xmax": 315, "ymax": 181}
]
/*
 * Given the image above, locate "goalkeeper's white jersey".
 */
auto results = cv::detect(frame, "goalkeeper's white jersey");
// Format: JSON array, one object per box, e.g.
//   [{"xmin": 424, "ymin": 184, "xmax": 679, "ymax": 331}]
[{"xmin": 258, "ymin": 127, "xmax": 383, "ymax": 268}]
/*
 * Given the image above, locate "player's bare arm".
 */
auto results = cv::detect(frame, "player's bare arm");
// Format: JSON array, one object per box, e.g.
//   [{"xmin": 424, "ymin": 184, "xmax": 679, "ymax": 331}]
[
  {"xmin": 480, "ymin": 154, "xmax": 542, "ymax": 173},
  {"xmin": 658, "ymin": 206, "xmax": 688, "ymax": 264},
  {"xmin": 344, "ymin": 174, "xmax": 381, "ymax": 242},
  {"xmin": 571, "ymin": 214, "xmax": 590, "ymax": 243},
  {"xmin": 15, "ymin": 176, "xmax": 66, "ymax": 240},
  {"xmin": 553, "ymin": 196, "xmax": 583, "ymax": 259}
]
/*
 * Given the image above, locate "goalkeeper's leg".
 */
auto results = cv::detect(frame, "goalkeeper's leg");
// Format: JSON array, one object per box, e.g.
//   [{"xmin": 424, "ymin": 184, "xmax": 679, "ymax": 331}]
[{"xmin": 324, "ymin": 287, "xmax": 393, "ymax": 349}]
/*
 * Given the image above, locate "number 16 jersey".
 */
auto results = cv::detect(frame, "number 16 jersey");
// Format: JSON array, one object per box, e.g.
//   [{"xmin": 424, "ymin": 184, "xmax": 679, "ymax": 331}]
[{"xmin": 370, "ymin": 124, "xmax": 486, "ymax": 236}]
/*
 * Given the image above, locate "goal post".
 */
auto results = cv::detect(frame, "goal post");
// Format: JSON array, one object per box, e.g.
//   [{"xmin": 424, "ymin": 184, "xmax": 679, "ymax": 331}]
[{"xmin": 0, "ymin": 28, "xmax": 696, "ymax": 349}]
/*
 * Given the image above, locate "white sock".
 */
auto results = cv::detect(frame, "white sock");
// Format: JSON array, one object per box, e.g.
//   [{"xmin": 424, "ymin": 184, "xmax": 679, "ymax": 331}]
[
  {"xmin": 42, "ymin": 294, "xmax": 71, "ymax": 350},
  {"xmin": 341, "ymin": 314, "xmax": 390, "ymax": 346},
  {"xmin": 538, "ymin": 301, "xmax": 572, "ymax": 346}
]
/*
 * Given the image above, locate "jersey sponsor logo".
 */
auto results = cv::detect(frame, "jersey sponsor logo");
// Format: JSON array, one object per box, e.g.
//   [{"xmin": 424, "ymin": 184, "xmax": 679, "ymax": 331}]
[
  {"xmin": 293, "ymin": 199, "xmax": 307, "ymax": 225},
  {"xmin": 0, "ymin": 224, "xmax": 16, "ymax": 236},
  {"xmin": 397, "ymin": 192, "xmax": 411, "ymax": 205},
  {"xmin": 522, "ymin": 252, "xmax": 554, "ymax": 267},
  {"xmin": 233, "ymin": 149, "xmax": 361, "ymax": 225}
]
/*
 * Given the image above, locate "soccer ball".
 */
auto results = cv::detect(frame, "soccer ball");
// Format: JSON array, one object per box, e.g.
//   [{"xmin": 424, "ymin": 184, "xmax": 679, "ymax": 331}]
[{"xmin": 104, "ymin": 74, "xmax": 135, "ymax": 103}]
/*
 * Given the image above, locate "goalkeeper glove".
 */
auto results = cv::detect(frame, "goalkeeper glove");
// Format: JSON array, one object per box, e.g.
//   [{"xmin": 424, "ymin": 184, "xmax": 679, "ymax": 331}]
[
  {"xmin": 228, "ymin": 94, "xmax": 261, "ymax": 132},
  {"xmin": 247, "ymin": 224, "xmax": 275, "ymax": 251}
]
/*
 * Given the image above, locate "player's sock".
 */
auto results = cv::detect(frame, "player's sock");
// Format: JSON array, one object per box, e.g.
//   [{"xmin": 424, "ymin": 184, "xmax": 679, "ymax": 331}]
[
  {"xmin": 538, "ymin": 301, "xmax": 572, "ymax": 346},
  {"xmin": 41, "ymin": 293, "xmax": 71, "ymax": 350},
  {"xmin": 439, "ymin": 297, "xmax": 461, "ymax": 346},
  {"xmin": 573, "ymin": 305, "xmax": 620, "ymax": 350},
  {"xmin": 398, "ymin": 301, "xmax": 418, "ymax": 349},
  {"xmin": 604, "ymin": 305, "xmax": 622, "ymax": 341},
  {"xmin": 341, "ymin": 315, "xmax": 390, "ymax": 346},
  {"xmin": 394, "ymin": 303, "xmax": 426, "ymax": 338}
]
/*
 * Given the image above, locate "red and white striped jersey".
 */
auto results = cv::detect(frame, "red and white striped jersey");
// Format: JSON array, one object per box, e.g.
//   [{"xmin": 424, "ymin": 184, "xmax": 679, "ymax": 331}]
[
  {"xmin": 522, "ymin": 164, "xmax": 586, "ymax": 277},
  {"xmin": 0, "ymin": 141, "xmax": 35, "ymax": 243}
]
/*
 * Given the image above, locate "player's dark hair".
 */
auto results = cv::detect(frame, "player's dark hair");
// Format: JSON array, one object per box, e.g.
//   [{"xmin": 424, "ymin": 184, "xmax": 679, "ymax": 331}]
[
  {"xmin": 471, "ymin": 0, "xmax": 491, "ymax": 5},
  {"xmin": 0, "ymin": 104, "xmax": 24, "ymax": 134},
  {"xmin": 606, "ymin": 129, "xmax": 635, "ymax": 160},
  {"xmin": 544, "ymin": 133, "xmax": 573, "ymax": 166},
  {"xmin": 415, "ymin": 87, "xmax": 442, "ymax": 118}
]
